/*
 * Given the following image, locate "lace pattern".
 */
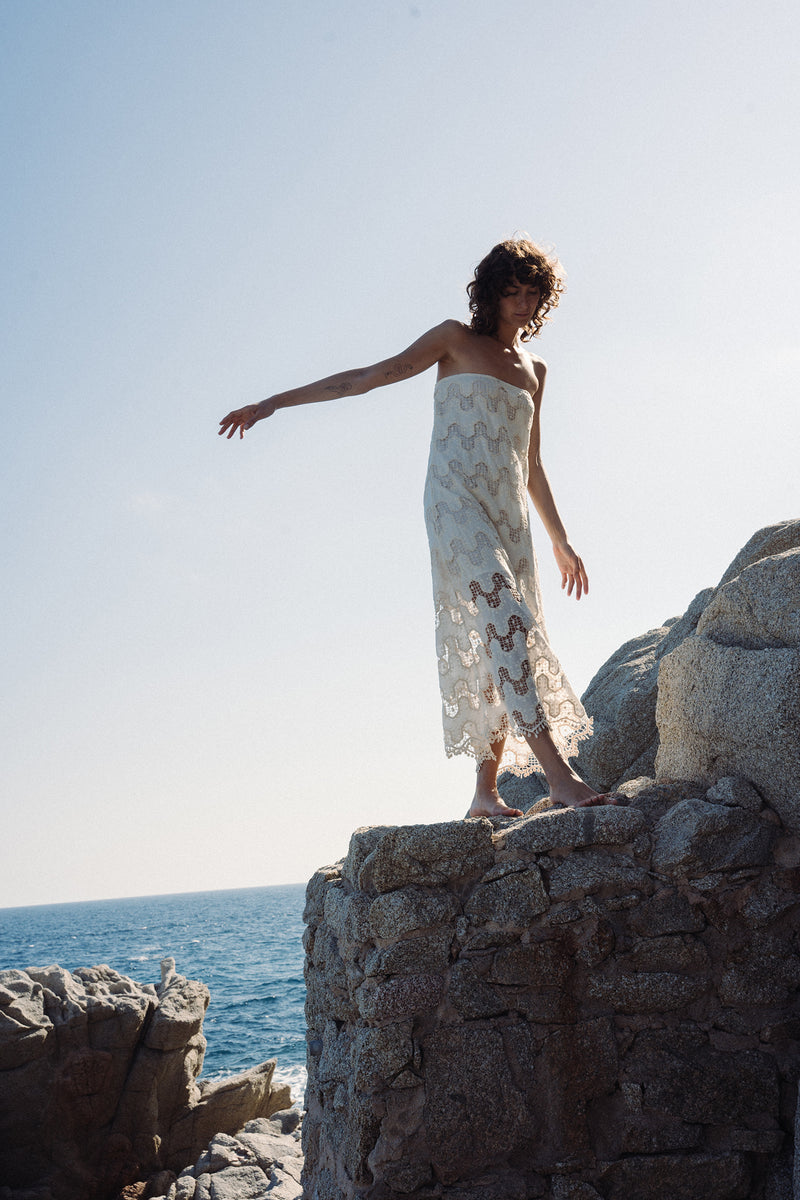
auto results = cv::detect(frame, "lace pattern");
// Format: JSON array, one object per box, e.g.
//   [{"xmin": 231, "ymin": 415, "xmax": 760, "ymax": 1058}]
[{"xmin": 424, "ymin": 374, "xmax": 592, "ymax": 776}]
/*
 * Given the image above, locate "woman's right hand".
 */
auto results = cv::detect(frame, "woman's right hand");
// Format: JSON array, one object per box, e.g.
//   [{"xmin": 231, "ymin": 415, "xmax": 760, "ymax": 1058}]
[
  {"xmin": 218, "ymin": 399, "xmax": 276, "ymax": 439},
  {"xmin": 552, "ymin": 540, "xmax": 589, "ymax": 600}
]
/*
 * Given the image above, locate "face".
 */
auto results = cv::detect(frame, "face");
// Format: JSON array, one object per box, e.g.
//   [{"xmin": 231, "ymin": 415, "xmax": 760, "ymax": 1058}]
[{"xmin": 497, "ymin": 279, "xmax": 541, "ymax": 330}]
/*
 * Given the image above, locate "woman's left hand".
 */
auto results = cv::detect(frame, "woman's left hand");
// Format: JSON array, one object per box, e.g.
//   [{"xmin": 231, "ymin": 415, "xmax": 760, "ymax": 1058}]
[{"xmin": 553, "ymin": 541, "xmax": 589, "ymax": 600}]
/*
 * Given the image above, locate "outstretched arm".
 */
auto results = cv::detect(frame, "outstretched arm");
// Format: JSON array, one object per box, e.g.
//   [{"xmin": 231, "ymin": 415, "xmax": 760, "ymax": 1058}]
[
  {"xmin": 526, "ymin": 361, "xmax": 589, "ymax": 600},
  {"xmin": 218, "ymin": 321, "xmax": 459, "ymax": 438}
]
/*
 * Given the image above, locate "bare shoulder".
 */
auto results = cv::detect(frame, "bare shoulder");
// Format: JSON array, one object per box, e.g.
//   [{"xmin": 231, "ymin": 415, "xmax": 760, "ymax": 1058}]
[
  {"xmin": 439, "ymin": 318, "xmax": 472, "ymax": 346},
  {"xmin": 406, "ymin": 318, "xmax": 468, "ymax": 354},
  {"xmin": 527, "ymin": 352, "xmax": 548, "ymax": 392},
  {"xmin": 414, "ymin": 318, "xmax": 473, "ymax": 368}
]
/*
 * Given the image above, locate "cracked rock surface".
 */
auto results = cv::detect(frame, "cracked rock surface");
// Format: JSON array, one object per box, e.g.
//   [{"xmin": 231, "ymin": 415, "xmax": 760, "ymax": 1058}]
[{"xmin": 303, "ymin": 782, "xmax": 799, "ymax": 1199}]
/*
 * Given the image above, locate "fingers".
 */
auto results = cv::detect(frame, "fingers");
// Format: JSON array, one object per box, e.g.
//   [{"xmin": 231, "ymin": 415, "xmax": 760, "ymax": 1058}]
[
  {"xmin": 555, "ymin": 542, "xmax": 588, "ymax": 600},
  {"xmin": 219, "ymin": 402, "xmax": 268, "ymax": 439},
  {"xmin": 560, "ymin": 557, "xmax": 588, "ymax": 600},
  {"xmin": 577, "ymin": 558, "xmax": 589, "ymax": 599},
  {"xmin": 218, "ymin": 411, "xmax": 249, "ymax": 439},
  {"xmin": 218, "ymin": 413, "xmax": 239, "ymax": 438},
  {"xmin": 561, "ymin": 564, "xmax": 579, "ymax": 598}
]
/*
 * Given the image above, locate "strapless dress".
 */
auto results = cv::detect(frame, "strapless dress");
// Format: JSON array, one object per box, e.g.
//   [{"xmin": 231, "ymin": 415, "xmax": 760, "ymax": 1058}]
[{"xmin": 423, "ymin": 373, "xmax": 591, "ymax": 775}]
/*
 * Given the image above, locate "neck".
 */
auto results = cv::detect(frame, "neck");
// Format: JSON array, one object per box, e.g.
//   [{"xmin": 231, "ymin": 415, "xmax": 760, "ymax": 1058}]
[{"xmin": 492, "ymin": 320, "xmax": 522, "ymax": 350}]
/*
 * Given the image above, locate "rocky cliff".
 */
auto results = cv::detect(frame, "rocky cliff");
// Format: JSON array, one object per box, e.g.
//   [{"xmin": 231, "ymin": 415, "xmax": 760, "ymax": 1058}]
[
  {"xmin": 302, "ymin": 521, "xmax": 800, "ymax": 1200},
  {"xmin": 0, "ymin": 958, "xmax": 290, "ymax": 1198},
  {"xmin": 303, "ymin": 787, "xmax": 798, "ymax": 1199}
]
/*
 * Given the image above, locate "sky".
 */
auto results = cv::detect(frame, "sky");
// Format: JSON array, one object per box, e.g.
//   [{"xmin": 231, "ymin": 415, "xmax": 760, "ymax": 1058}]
[{"xmin": 1, "ymin": 0, "xmax": 798, "ymax": 908}]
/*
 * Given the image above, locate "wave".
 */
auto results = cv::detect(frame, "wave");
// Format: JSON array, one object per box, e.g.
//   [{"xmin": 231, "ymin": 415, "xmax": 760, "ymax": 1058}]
[{"xmin": 273, "ymin": 1062, "xmax": 308, "ymax": 1107}]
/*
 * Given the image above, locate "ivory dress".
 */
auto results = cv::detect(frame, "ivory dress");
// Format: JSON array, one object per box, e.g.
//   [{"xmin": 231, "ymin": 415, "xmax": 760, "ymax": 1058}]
[{"xmin": 423, "ymin": 372, "xmax": 592, "ymax": 776}]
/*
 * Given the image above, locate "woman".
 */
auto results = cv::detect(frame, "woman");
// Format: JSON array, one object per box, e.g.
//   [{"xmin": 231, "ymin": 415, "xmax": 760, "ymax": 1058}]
[{"xmin": 220, "ymin": 238, "xmax": 611, "ymax": 818}]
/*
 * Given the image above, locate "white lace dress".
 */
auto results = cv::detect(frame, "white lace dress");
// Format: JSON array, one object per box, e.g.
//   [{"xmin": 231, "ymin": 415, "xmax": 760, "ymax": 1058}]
[{"xmin": 423, "ymin": 372, "xmax": 592, "ymax": 776}]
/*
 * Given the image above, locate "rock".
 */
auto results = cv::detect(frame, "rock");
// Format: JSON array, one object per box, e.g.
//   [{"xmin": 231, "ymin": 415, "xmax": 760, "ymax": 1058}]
[
  {"xmin": 599, "ymin": 1152, "xmax": 751, "ymax": 1200},
  {"xmin": 715, "ymin": 517, "xmax": 800, "ymax": 586},
  {"xmin": 697, "ymin": 546, "xmax": 800, "ymax": 649},
  {"xmin": 651, "ymin": 799, "xmax": 776, "ymax": 877},
  {"xmin": 252, "ymin": 1110, "xmax": 301, "ymax": 1136},
  {"xmin": 627, "ymin": 890, "xmax": 706, "ymax": 936},
  {"xmin": 627, "ymin": 1029, "xmax": 779, "ymax": 1125},
  {"xmin": 496, "ymin": 767, "xmax": 548, "ymax": 811},
  {"xmin": 615, "ymin": 777, "xmax": 698, "ymax": 824},
  {"xmin": 494, "ymin": 803, "xmax": 644, "ymax": 856},
  {"xmin": 546, "ymin": 849, "xmax": 650, "ymax": 900},
  {"xmin": 197, "ymin": 1133, "xmax": 256, "ymax": 1171},
  {"xmin": 0, "ymin": 969, "xmax": 54, "ymax": 1069},
  {"xmin": 363, "ymin": 929, "xmax": 453, "ymax": 977},
  {"xmin": 586, "ymin": 970, "xmax": 708, "ymax": 1012},
  {"xmin": 423, "ymin": 1026, "xmax": 528, "ymax": 1182},
  {"xmin": 655, "ymin": 549, "xmax": 800, "ymax": 831},
  {"xmin": 114, "ymin": 1111, "xmax": 304, "ymax": 1200},
  {"xmin": 464, "ymin": 866, "xmax": 549, "ymax": 925},
  {"xmin": 353, "ymin": 820, "xmax": 495, "ymax": 893},
  {"xmin": 356, "ymin": 972, "xmax": 444, "ymax": 1020},
  {"xmin": 446, "ymin": 960, "xmax": 508, "ymax": 1019},
  {"xmin": 0, "ymin": 965, "xmax": 291, "ymax": 1199},
  {"xmin": 368, "ymin": 885, "xmax": 460, "ymax": 939},
  {"xmin": 168, "ymin": 1062, "xmax": 291, "ymax": 1171},
  {"xmin": 574, "ymin": 586, "xmax": 714, "ymax": 791},
  {"xmin": 146, "ymin": 973, "xmax": 207, "ymax": 1051},
  {"xmin": 499, "ymin": 520, "xmax": 800, "ymax": 806},
  {"xmin": 705, "ymin": 774, "xmax": 763, "ymax": 811},
  {"xmin": 204, "ymin": 1165, "xmax": 270, "ymax": 1200},
  {"xmin": 298, "ymin": 521, "xmax": 800, "ymax": 1198},
  {"xmin": 552, "ymin": 1183, "xmax": 603, "ymax": 1200},
  {"xmin": 303, "ymin": 791, "xmax": 799, "ymax": 1199},
  {"xmin": 145, "ymin": 1170, "xmax": 176, "ymax": 1197}
]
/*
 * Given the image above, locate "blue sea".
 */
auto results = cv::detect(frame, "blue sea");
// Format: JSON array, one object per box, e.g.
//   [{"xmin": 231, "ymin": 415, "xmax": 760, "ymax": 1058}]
[{"xmin": 0, "ymin": 883, "xmax": 308, "ymax": 1102}]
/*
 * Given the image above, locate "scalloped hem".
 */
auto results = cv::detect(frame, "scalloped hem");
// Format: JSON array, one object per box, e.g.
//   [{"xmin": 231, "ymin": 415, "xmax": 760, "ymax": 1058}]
[{"xmin": 444, "ymin": 712, "xmax": 594, "ymax": 778}]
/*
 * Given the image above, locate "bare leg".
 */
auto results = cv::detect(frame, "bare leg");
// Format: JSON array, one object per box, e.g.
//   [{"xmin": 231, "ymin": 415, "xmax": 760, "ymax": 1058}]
[
  {"xmin": 469, "ymin": 736, "xmax": 524, "ymax": 818},
  {"xmin": 526, "ymin": 724, "xmax": 615, "ymax": 808}
]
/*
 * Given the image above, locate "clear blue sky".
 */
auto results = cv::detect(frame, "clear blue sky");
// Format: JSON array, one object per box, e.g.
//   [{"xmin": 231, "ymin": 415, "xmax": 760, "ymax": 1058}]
[{"xmin": 2, "ymin": 0, "xmax": 798, "ymax": 906}]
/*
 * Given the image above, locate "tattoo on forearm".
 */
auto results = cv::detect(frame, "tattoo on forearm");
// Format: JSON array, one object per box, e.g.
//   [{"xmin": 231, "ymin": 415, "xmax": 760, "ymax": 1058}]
[
  {"xmin": 324, "ymin": 381, "xmax": 355, "ymax": 396},
  {"xmin": 384, "ymin": 361, "xmax": 413, "ymax": 381}
]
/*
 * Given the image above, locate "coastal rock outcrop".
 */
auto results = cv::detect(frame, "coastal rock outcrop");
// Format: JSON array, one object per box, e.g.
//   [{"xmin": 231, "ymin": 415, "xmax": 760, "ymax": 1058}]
[
  {"xmin": 301, "ymin": 520, "xmax": 800, "ymax": 1198},
  {"xmin": 656, "ymin": 544, "xmax": 800, "ymax": 832},
  {"xmin": 0, "ymin": 959, "xmax": 290, "ymax": 1199},
  {"xmin": 570, "ymin": 518, "xmax": 800, "ymax": 798},
  {"xmin": 302, "ymin": 788, "xmax": 799, "ymax": 1198}
]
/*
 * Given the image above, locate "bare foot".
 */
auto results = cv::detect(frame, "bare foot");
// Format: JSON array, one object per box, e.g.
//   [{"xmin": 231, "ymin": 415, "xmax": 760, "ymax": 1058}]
[
  {"xmin": 547, "ymin": 772, "xmax": 617, "ymax": 809},
  {"xmin": 469, "ymin": 784, "xmax": 523, "ymax": 819}
]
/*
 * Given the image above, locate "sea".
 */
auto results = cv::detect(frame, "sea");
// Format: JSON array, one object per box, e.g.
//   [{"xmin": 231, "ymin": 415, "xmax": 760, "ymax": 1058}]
[{"xmin": 0, "ymin": 883, "xmax": 308, "ymax": 1103}]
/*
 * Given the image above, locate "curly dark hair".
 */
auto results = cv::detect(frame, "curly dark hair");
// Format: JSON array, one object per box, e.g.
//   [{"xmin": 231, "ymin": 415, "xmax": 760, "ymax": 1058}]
[{"xmin": 467, "ymin": 238, "xmax": 565, "ymax": 340}]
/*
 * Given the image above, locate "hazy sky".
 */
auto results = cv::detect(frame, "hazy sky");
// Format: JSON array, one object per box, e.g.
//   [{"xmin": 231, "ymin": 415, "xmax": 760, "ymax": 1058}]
[{"xmin": 2, "ymin": 0, "xmax": 798, "ymax": 907}]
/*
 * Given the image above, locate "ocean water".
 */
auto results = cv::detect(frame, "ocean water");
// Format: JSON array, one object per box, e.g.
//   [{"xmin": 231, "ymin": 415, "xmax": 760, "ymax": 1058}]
[{"xmin": 0, "ymin": 883, "xmax": 308, "ymax": 1101}]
